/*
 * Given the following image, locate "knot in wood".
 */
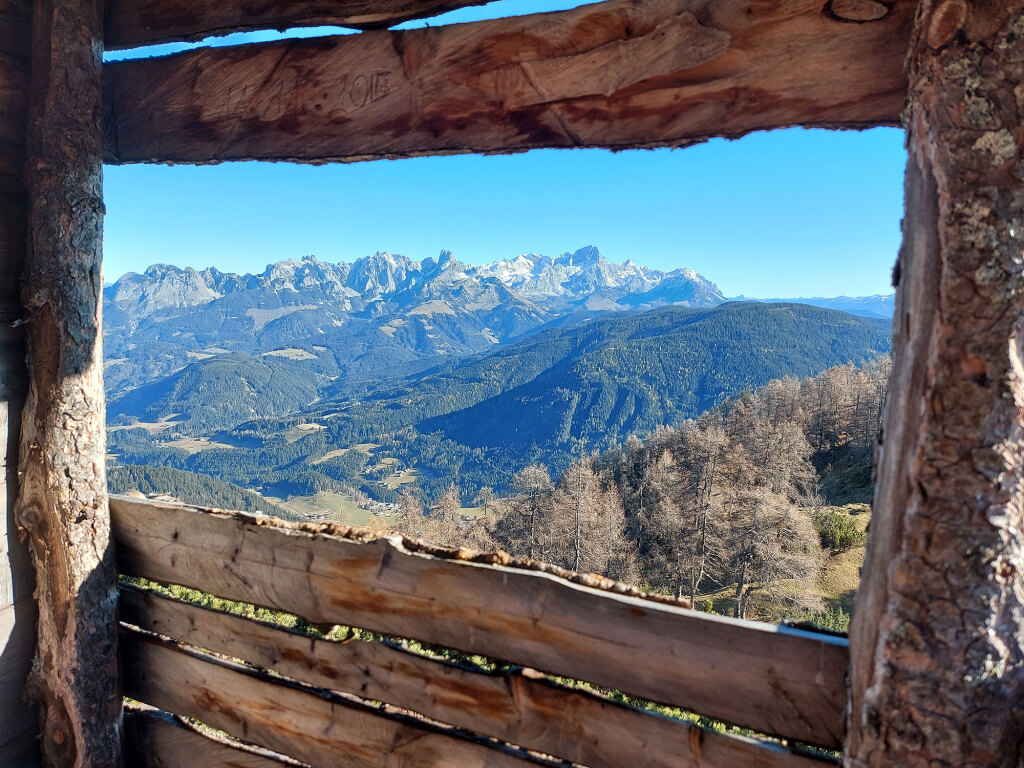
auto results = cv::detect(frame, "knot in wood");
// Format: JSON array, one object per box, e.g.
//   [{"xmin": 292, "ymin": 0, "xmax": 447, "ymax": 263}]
[
  {"xmin": 825, "ymin": 0, "xmax": 891, "ymax": 22},
  {"xmin": 928, "ymin": 0, "xmax": 969, "ymax": 49}
]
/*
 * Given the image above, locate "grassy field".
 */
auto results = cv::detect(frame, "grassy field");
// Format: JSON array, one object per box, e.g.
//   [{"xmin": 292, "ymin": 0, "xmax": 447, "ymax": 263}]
[
  {"xmin": 701, "ymin": 503, "xmax": 869, "ymax": 624},
  {"xmin": 108, "ymin": 414, "xmax": 181, "ymax": 435},
  {"xmin": 809, "ymin": 503, "xmax": 870, "ymax": 615},
  {"xmin": 262, "ymin": 348, "xmax": 317, "ymax": 361},
  {"xmin": 276, "ymin": 491, "xmax": 381, "ymax": 526},
  {"xmin": 310, "ymin": 448, "xmax": 351, "ymax": 464},
  {"xmin": 282, "ymin": 423, "xmax": 324, "ymax": 443},
  {"xmin": 163, "ymin": 436, "xmax": 235, "ymax": 455},
  {"xmin": 382, "ymin": 469, "xmax": 420, "ymax": 489},
  {"xmin": 273, "ymin": 486, "xmax": 492, "ymax": 529}
]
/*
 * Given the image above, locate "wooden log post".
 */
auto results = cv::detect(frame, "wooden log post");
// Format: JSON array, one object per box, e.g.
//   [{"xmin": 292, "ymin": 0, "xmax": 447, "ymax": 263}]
[
  {"xmin": 847, "ymin": 2, "xmax": 1024, "ymax": 765},
  {"xmin": 0, "ymin": 1, "xmax": 37, "ymax": 765},
  {"xmin": 17, "ymin": 0, "xmax": 120, "ymax": 764}
]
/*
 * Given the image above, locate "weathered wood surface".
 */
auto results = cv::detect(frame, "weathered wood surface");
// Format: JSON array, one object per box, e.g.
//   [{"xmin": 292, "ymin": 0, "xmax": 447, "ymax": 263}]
[
  {"xmin": 0, "ymin": 734, "xmax": 39, "ymax": 768},
  {"xmin": 846, "ymin": 2, "xmax": 1024, "ymax": 766},
  {"xmin": 103, "ymin": 0, "xmax": 914, "ymax": 165},
  {"xmin": 111, "ymin": 496, "xmax": 849, "ymax": 748},
  {"xmin": 105, "ymin": 0, "xmax": 491, "ymax": 49},
  {"xmin": 0, "ymin": 0, "xmax": 30, "ymax": 56},
  {"xmin": 120, "ymin": 585, "xmax": 834, "ymax": 768},
  {"xmin": 0, "ymin": 600, "xmax": 36, "ymax": 754},
  {"xmin": 18, "ymin": 0, "xmax": 120, "ymax": 764},
  {"xmin": 124, "ymin": 707, "xmax": 306, "ymax": 768},
  {"xmin": 121, "ymin": 627, "xmax": 550, "ymax": 768},
  {"xmin": 0, "ymin": 383, "xmax": 31, "ymax": 611},
  {"xmin": 0, "ymin": 1, "xmax": 35, "ymax": 765}
]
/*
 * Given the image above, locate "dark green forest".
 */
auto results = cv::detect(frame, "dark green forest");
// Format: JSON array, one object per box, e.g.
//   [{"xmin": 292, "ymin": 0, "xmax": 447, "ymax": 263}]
[
  {"xmin": 107, "ymin": 464, "xmax": 302, "ymax": 521},
  {"xmin": 107, "ymin": 303, "xmax": 890, "ymax": 505}
]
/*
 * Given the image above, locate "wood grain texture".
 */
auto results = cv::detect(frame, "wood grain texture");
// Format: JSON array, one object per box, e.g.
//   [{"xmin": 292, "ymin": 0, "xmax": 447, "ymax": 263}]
[
  {"xmin": 846, "ymin": 3, "xmax": 1024, "ymax": 765},
  {"xmin": 18, "ymin": 0, "xmax": 120, "ymax": 764},
  {"xmin": 0, "ymin": 733, "xmax": 39, "ymax": 768},
  {"xmin": 0, "ymin": 349, "xmax": 31, "ymax": 612},
  {"xmin": 0, "ymin": 0, "xmax": 29, "ymax": 61},
  {"xmin": 120, "ymin": 585, "xmax": 834, "ymax": 768},
  {"xmin": 103, "ymin": 0, "xmax": 913, "ymax": 165},
  {"xmin": 110, "ymin": 496, "xmax": 850, "ymax": 748},
  {"xmin": 121, "ymin": 628, "xmax": 550, "ymax": 768},
  {"xmin": 124, "ymin": 708, "xmax": 306, "ymax": 768},
  {"xmin": 0, "ymin": 69, "xmax": 30, "ymax": 146},
  {"xmin": 105, "ymin": 0, "xmax": 491, "ymax": 50},
  {"xmin": 0, "ymin": 600, "xmax": 36, "ymax": 752}
]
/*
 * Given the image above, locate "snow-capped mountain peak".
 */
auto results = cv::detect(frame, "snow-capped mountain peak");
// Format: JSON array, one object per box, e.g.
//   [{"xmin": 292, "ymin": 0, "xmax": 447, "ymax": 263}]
[{"xmin": 107, "ymin": 246, "xmax": 725, "ymax": 323}]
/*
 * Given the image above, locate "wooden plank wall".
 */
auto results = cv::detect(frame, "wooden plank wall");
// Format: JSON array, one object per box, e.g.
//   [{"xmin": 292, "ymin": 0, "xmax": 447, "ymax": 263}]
[
  {"xmin": 0, "ymin": 1, "xmax": 36, "ymax": 765},
  {"xmin": 120, "ymin": 585, "xmax": 829, "ymax": 768},
  {"xmin": 102, "ymin": 0, "xmax": 914, "ymax": 165},
  {"xmin": 112, "ymin": 496, "xmax": 846, "ymax": 767},
  {"xmin": 124, "ymin": 707, "xmax": 305, "ymax": 768},
  {"xmin": 110, "ymin": 495, "xmax": 848, "ymax": 748}
]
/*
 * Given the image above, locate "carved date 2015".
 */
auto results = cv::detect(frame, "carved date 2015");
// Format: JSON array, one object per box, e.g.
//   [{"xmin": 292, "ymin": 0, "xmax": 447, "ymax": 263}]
[
  {"xmin": 216, "ymin": 70, "xmax": 391, "ymax": 121},
  {"xmin": 302, "ymin": 70, "xmax": 393, "ymax": 116},
  {"xmin": 219, "ymin": 71, "xmax": 393, "ymax": 121}
]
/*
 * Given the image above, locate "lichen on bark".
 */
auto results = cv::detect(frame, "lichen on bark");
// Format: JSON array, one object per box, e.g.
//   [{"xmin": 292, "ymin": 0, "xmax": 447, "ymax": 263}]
[{"xmin": 847, "ymin": 3, "xmax": 1024, "ymax": 766}]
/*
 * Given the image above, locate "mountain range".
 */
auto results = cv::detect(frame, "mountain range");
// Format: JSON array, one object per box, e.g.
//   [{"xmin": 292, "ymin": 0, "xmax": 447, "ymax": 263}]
[
  {"xmin": 104, "ymin": 247, "xmax": 711, "ymax": 398},
  {"xmin": 104, "ymin": 246, "xmax": 892, "ymax": 423}
]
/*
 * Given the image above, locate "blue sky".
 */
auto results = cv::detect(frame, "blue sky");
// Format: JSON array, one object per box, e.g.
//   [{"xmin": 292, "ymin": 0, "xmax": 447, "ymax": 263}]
[{"xmin": 103, "ymin": 3, "xmax": 908, "ymax": 299}]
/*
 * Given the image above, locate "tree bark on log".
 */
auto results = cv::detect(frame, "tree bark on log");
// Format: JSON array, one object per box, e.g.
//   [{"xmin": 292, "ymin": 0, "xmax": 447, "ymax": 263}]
[
  {"xmin": 847, "ymin": 2, "xmax": 1024, "ymax": 765},
  {"xmin": 17, "ymin": 0, "xmax": 120, "ymax": 765}
]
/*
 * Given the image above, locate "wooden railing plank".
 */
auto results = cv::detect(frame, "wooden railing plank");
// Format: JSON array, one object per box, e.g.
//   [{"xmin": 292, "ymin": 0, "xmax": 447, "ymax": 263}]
[
  {"xmin": 123, "ymin": 707, "xmax": 306, "ymax": 768},
  {"xmin": 120, "ymin": 627, "xmax": 553, "ymax": 768},
  {"xmin": 120, "ymin": 585, "xmax": 836, "ymax": 768},
  {"xmin": 110, "ymin": 496, "xmax": 850, "ymax": 748},
  {"xmin": 105, "ymin": 0, "xmax": 491, "ymax": 49},
  {"xmin": 102, "ymin": 0, "xmax": 913, "ymax": 165}
]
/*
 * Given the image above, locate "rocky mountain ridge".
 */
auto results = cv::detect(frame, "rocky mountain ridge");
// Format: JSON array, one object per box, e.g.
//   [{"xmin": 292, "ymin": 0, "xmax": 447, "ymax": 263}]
[
  {"xmin": 103, "ymin": 246, "xmax": 895, "ymax": 434},
  {"xmin": 106, "ymin": 246, "xmax": 725, "ymax": 321},
  {"xmin": 102, "ymin": 246, "xmax": 727, "ymax": 399}
]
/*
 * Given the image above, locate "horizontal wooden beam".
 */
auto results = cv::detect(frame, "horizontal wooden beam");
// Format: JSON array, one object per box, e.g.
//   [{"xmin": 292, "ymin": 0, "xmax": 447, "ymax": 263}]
[
  {"xmin": 110, "ymin": 495, "xmax": 850, "ymax": 748},
  {"xmin": 121, "ymin": 627, "xmax": 547, "ymax": 768},
  {"xmin": 120, "ymin": 585, "xmax": 834, "ymax": 768},
  {"xmin": 105, "ymin": 0, "xmax": 491, "ymax": 50},
  {"xmin": 102, "ymin": 0, "xmax": 913, "ymax": 165},
  {"xmin": 123, "ymin": 707, "xmax": 305, "ymax": 768}
]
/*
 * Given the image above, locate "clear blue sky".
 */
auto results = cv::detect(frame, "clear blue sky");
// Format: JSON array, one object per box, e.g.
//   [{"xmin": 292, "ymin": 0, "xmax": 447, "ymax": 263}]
[{"xmin": 103, "ymin": 3, "xmax": 908, "ymax": 299}]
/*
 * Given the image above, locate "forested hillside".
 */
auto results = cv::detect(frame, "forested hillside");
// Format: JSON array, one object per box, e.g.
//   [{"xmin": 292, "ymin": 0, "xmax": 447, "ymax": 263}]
[
  {"xmin": 418, "ymin": 302, "xmax": 889, "ymax": 451},
  {"xmin": 383, "ymin": 356, "xmax": 889, "ymax": 624},
  {"xmin": 107, "ymin": 303, "xmax": 890, "ymax": 505},
  {"xmin": 108, "ymin": 465, "xmax": 302, "ymax": 521}
]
